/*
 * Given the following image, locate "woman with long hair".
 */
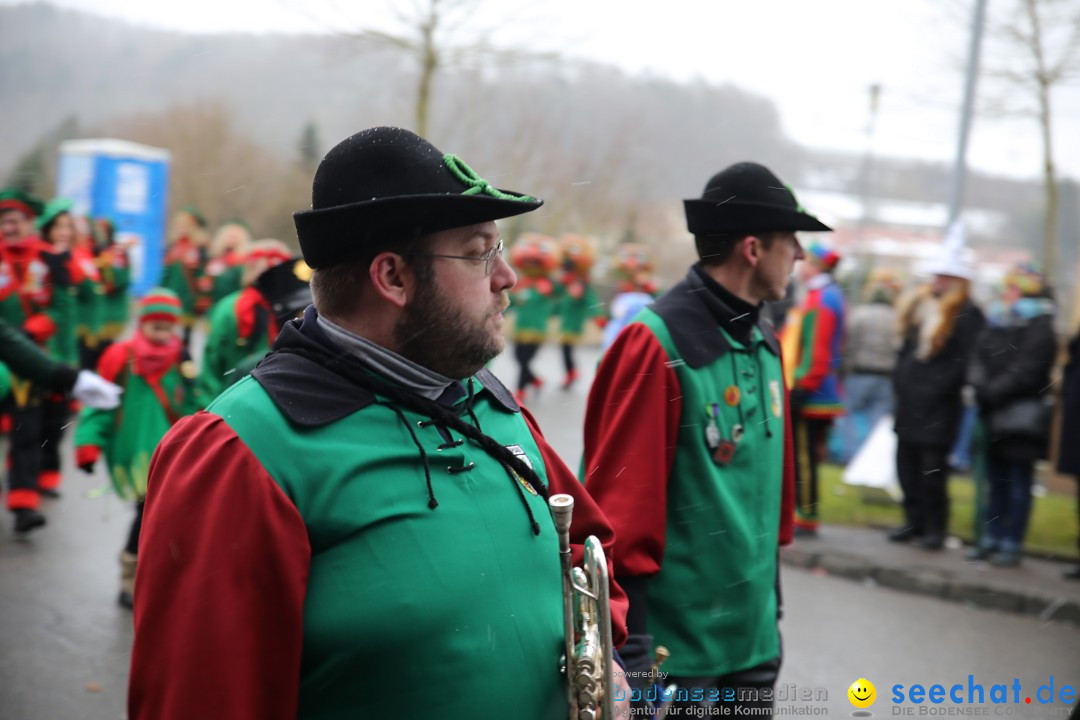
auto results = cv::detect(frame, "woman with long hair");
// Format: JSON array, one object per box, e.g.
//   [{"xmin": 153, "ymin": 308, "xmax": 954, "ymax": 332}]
[{"xmin": 890, "ymin": 261, "xmax": 985, "ymax": 550}]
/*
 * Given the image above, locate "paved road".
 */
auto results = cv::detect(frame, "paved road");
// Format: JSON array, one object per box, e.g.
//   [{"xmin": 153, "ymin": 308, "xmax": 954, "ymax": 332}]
[{"xmin": 1, "ymin": 341, "xmax": 1076, "ymax": 719}]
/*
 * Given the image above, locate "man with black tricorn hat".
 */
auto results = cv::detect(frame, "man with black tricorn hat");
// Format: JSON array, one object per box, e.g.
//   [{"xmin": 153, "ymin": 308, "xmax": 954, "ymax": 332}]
[
  {"xmin": 128, "ymin": 127, "xmax": 629, "ymax": 720},
  {"xmin": 582, "ymin": 162, "xmax": 833, "ymax": 715}
]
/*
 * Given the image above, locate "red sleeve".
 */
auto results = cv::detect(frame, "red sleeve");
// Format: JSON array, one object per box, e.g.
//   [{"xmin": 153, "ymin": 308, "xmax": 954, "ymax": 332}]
[
  {"xmin": 779, "ymin": 354, "xmax": 796, "ymax": 547},
  {"xmin": 128, "ymin": 413, "xmax": 310, "ymax": 720},
  {"xmin": 580, "ymin": 323, "xmax": 681, "ymax": 578},
  {"xmin": 95, "ymin": 340, "xmax": 131, "ymax": 383}
]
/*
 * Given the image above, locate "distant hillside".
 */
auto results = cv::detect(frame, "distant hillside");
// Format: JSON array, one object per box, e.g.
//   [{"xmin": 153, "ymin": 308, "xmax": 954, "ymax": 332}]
[
  {"xmin": 0, "ymin": 3, "xmax": 796, "ymax": 194},
  {"xmin": 1, "ymin": 1, "xmax": 1064, "ymax": 258}
]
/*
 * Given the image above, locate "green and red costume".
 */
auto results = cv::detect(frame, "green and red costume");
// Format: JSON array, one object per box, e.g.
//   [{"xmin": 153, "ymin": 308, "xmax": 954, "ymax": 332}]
[
  {"xmin": 161, "ymin": 236, "xmax": 208, "ymax": 327},
  {"xmin": 129, "ymin": 308, "xmax": 628, "ymax": 720},
  {"xmin": 74, "ymin": 331, "xmax": 200, "ymax": 500},
  {"xmin": 582, "ymin": 266, "xmax": 795, "ymax": 678},
  {"xmin": 198, "ymin": 286, "xmax": 280, "ymax": 400},
  {"xmin": 553, "ymin": 272, "xmax": 605, "ymax": 388},
  {"xmin": 0, "ymin": 233, "xmax": 73, "ymax": 511},
  {"xmin": 98, "ymin": 242, "xmax": 131, "ymax": 344},
  {"xmin": 554, "ymin": 273, "xmax": 604, "ymax": 344},
  {"xmin": 510, "ymin": 276, "xmax": 557, "ymax": 343},
  {"xmin": 203, "ymin": 250, "xmax": 245, "ymax": 304},
  {"xmin": 510, "ymin": 276, "xmax": 559, "ymax": 398},
  {"xmin": 70, "ymin": 244, "xmax": 105, "ymax": 365}
]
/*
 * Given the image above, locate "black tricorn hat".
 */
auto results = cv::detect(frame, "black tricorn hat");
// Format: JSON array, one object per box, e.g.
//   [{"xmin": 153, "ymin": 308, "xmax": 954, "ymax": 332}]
[
  {"xmin": 684, "ymin": 162, "xmax": 832, "ymax": 236},
  {"xmin": 252, "ymin": 257, "xmax": 313, "ymax": 327},
  {"xmin": 294, "ymin": 127, "xmax": 543, "ymax": 268}
]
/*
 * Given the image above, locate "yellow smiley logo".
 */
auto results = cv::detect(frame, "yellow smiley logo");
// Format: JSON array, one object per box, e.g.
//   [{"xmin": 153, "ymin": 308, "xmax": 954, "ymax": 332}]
[{"xmin": 848, "ymin": 678, "xmax": 876, "ymax": 708}]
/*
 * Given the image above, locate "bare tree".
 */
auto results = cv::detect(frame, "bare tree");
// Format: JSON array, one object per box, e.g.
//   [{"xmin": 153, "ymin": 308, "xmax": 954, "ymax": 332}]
[
  {"xmin": 332, "ymin": 0, "xmax": 556, "ymax": 137},
  {"xmin": 98, "ymin": 100, "xmax": 304, "ymax": 244},
  {"xmin": 978, "ymin": 0, "xmax": 1080, "ymax": 274}
]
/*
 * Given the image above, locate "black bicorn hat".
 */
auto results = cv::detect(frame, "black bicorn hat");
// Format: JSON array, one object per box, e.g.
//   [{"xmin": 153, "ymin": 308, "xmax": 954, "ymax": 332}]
[
  {"xmin": 294, "ymin": 126, "xmax": 543, "ymax": 268},
  {"xmin": 683, "ymin": 162, "xmax": 832, "ymax": 236}
]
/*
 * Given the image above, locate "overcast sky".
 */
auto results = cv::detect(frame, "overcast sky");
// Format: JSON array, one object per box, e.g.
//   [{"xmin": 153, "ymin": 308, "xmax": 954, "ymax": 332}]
[{"xmin": 13, "ymin": 0, "xmax": 1080, "ymax": 181}]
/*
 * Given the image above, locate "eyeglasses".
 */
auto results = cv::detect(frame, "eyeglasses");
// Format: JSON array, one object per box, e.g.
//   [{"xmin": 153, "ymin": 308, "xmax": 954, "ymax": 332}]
[{"xmin": 406, "ymin": 239, "xmax": 505, "ymax": 276}]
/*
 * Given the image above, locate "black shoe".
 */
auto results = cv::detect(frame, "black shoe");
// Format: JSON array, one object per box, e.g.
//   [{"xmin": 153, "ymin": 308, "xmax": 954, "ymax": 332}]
[
  {"xmin": 793, "ymin": 526, "xmax": 819, "ymax": 539},
  {"xmin": 919, "ymin": 534, "xmax": 945, "ymax": 551},
  {"xmin": 888, "ymin": 526, "xmax": 921, "ymax": 543},
  {"xmin": 118, "ymin": 591, "xmax": 134, "ymax": 609},
  {"xmin": 39, "ymin": 488, "xmax": 60, "ymax": 499},
  {"xmin": 1063, "ymin": 566, "xmax": 1080, "ymax": 581},
  {"xmin": 13, "ymin": 508, "xmax": 46, "ymax": 534}
]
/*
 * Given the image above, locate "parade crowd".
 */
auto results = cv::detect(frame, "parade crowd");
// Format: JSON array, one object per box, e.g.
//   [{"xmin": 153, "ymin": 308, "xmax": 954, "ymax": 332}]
[{"xmin": 1, "ymin": 127, "xmax": 1078, "ymax": 719}]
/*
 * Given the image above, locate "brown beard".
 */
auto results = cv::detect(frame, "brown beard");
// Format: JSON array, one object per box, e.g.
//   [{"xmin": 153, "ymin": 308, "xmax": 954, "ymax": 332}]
[{"xmin": 395, "ymin": 283, "xmax": 506, "ymax": 379}]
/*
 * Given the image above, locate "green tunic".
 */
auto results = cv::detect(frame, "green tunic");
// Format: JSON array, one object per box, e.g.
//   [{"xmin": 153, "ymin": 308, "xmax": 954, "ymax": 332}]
[
  {"xmin": 161, "ymin": 239, "xmax": 208, "ymax": 322},
  {"xmin": 510, "ymin": 282, "xmax": 556, "ymax": 343},
  {"xmin": 198, "ymin": 289, "xmax": 273, "ymax": 401},
  {"xmin": 213, "ymin": 371, "xmax": 568, "ymax": 719},
  {"xmin": 71, "ymin": 250, "xmax": 105, "ymax": 356},
  {"xmin": 0, "ymin": 240, "xmax": 75, "ymax": 376},
  {"xmin": 211, "ymin": 264, "xmax": 244, "ymax": 303},
  {"xmin": 555, "ymin": 279, "xmax": 603, "ymax": 342},
  {"xmin": 638, "ymin": 310, "xmax": 785, "ymax": 674},
  {"xmin": 99, "ymin": 245, "xmax": 132, "ymax": 341}
]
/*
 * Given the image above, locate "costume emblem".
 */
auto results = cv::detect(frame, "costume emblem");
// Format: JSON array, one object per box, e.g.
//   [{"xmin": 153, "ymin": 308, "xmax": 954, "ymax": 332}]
[
  {"xmin": 723, "ymin": 385, "xmax": 741, "ymax": 407},
  {"xmin": 769, "ymin": 380, "xmax": 782, "ymax": 418},
  {"xmin": 713, "ymin": 440, "xmax": 736, "ymax": 466},
  {"xmin": 704, "ymin": 403, "xmax": 721, "ymax": 449},
  {"xmin": 505, "ymin": 444, "xmax": 538, "ymax": 495}
]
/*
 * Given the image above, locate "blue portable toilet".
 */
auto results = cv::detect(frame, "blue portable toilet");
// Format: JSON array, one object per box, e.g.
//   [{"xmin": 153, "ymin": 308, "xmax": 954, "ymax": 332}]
[{"xmin": 56, "ymin": 139, "xmax": 170, "ymax": 296}]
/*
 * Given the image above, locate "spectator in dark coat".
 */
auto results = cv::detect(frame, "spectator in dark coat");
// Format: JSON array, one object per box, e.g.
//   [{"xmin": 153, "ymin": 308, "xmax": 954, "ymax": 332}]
[
  {"xmin": 890, "ymin": 256, "xmax": 985, "ymax": 550},
  {"xmin": 1059, "ymin": 306, "xmax": 1080, "ymax": 580},
  {"xmin": 966, "ymin": 264, "xmax": 1057, "ymax": 567}
]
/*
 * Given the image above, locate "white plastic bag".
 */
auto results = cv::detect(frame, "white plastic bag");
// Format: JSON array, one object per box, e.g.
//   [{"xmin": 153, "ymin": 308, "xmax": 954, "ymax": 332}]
[{"xmin": 842, "ymin": 415, "xmax": 901, "ymax": 501}]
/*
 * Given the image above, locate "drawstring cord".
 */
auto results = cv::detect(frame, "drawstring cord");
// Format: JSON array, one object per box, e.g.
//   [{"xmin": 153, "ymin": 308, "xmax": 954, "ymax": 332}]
[
  {"xmin": 279, "ymin": 347, "xmax": 546, "ymax": 534},
  {"xmin": 388, "ymin": 405, "xmax": 439, "ymax": 509}
]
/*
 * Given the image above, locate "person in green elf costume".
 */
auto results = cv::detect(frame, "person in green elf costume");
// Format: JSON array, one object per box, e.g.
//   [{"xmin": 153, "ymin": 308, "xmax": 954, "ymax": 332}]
[
  {"xmin": 198, "ymin": 239, "xmax": 311, "ymax": 401},
  {"xmin": 34, "ymin": 198, "xmax": 89, "ymax": 498},
  {"xmin": 74, "ymin": 288, "xmax": 200, "ymax": 608},
  {"xmin": 35, "ymin": 199, "xmax": 81, "ymax": 367},
  {"xmin": 71, "ymin": 213, "xmax": 109, "ymax": 370},
  {"xmin": 582, "ymin": 162, "xmax": 832, "ymax": 716},
  {"xmin": 94, "ymin": 217, "xmax": 132, "ymax": 351},
  {"xmin": 508, "ymin": 231, "xmax": 562, "ymax": 404},
  {"xmin": 161, "ymin": 205, "xmax": 210, "ymax": 348},
  {"xmin": 0, "ymin": 188, "xmax": 76, "ymax": 532},
  {"xmin": 553, "ymin": 233, "xmax": 605, "ymax": 390},
  {"xmin": 128, "ymin": 126, "xmax": 630, "ymax": 720},
  {"xmin": 202, "ymin": 219, "xmax": 251, "ymax": 304}
]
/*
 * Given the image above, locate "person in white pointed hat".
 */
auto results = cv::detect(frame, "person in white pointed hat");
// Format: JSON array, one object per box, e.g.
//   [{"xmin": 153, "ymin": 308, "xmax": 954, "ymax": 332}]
[{"xmin": 890, "ymin": 221, "xmax": 985, "ymax": 550}]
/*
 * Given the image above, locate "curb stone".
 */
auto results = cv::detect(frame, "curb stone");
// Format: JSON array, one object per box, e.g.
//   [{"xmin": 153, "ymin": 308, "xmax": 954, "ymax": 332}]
[{"xmin": 780, "ymin": 549, "xmax": 1080, "ymax": 628}]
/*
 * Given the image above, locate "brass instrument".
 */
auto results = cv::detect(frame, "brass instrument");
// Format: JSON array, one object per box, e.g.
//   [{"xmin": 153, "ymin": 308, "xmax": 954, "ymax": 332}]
[{"xmin": 549, "ymin": 493, "xmax": 614, "ymax": 720}]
